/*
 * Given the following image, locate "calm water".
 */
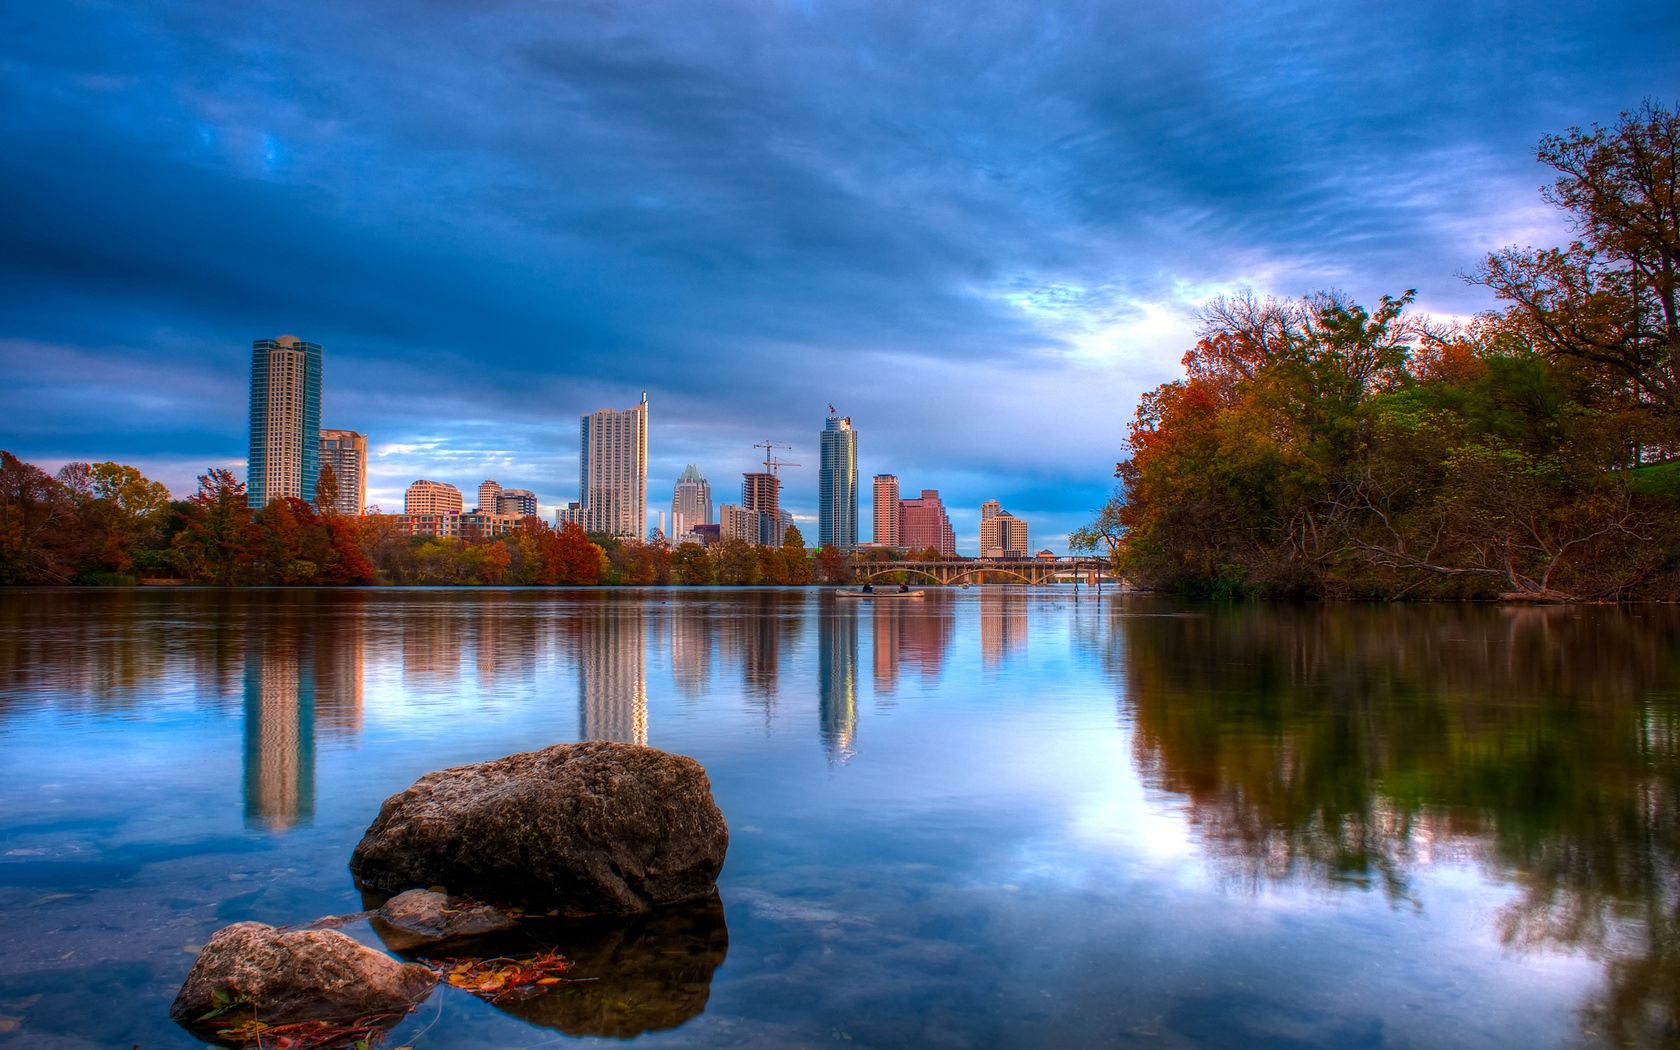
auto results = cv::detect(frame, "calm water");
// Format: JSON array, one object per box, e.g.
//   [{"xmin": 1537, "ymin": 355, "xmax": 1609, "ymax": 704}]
[{"xmin": 2, "ymin": 589, "xmax": 1679, "ymax": 1049}]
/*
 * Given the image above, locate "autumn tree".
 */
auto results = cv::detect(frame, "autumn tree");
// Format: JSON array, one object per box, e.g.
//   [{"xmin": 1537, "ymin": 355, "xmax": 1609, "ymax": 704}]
[
  {"xmin": 553, "ymin": 522, "xmax": 606, "ymax": 585},
  {"xmin": 314, "ymin": 462, "xmax": 341, "ymax": 515},
  {"xmin": 1475, "ymin": 101, "xmax": 1680, "ymax": 439},
  {"xmin": 0, "ymin": 451, "xmax": 76, "ymax": 583},
  {"xmin": 173, "ymin": 468, "xmax": 254, "ymax": 584}
]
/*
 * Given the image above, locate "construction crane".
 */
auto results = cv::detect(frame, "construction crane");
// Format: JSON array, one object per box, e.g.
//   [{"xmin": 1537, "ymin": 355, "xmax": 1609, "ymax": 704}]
[{"xmin": 752, "ymin": 440, "xmax": 799, "ymax": 476}]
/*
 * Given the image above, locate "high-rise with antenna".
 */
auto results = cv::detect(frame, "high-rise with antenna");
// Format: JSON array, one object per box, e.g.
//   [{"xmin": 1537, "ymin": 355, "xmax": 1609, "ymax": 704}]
[{"xmin": 819, "ymin": 406, "xmax": 857, "ymax": 551}]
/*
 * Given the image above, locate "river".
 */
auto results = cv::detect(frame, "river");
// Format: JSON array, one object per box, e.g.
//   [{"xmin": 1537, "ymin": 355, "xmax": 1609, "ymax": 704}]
[{"xmin": 1, "ymin": 588, "xmax": 1677, "ymax": 1048}]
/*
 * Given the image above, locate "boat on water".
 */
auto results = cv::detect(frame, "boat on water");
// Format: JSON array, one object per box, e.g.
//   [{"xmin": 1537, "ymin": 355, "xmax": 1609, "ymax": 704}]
[{"xmin": 834, "ymin": 587, "xmax": 925, "ymax": 599}]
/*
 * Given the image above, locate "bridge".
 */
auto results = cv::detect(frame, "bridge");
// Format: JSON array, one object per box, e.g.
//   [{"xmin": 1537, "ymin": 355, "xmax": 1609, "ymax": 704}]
[{"xmin": 848, "ymin": 557, "xmax": 1124, "ymax": 588}]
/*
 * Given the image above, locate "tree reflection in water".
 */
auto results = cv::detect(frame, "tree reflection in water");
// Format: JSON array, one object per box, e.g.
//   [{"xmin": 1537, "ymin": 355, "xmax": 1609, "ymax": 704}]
[{"xmin": 1112, "ymin": 600, "xmax": 1680, "ymax": 1044}]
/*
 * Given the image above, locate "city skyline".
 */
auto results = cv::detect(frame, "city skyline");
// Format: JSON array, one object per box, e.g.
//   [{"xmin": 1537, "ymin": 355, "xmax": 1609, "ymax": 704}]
[{"xmin": 4, "ymin": 4, "xmax": 1675, "ymax": 550}]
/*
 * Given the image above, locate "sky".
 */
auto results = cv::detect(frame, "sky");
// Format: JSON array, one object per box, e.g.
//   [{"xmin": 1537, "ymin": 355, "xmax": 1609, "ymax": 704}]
[{"xmin": 2, "ymin": 1, "xmax": 1677, "ymax": 552}]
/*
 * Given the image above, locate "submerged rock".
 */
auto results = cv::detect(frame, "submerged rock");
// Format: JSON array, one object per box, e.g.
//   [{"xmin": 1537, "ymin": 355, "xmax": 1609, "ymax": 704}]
[
  {"xmin": 350, "ymin": 741, "xmax": 728, "ymax": 916},
  {"xmin": 170, "ymin": 922, "xmax": 435, "ymax": 1038},
  {"xmin": 372, "ymin": 888, "xmax": 520, "ymax": 951}
]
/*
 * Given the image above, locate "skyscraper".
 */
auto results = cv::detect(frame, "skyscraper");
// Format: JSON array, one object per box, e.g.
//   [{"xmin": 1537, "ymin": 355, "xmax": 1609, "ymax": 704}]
[
  {"xmin": 819, "ymin": 409, "xmax": 858, "ymax": 551},
  {"xmin": 872, "ymin": 474, "xmax": 900, "ymax": 548},
  {"xmin": 318, "ymin": 429, "xmax": 367, "ymax": 516},
  {"xmin": 247, "ymin": 335, "xmax": 322, "ymax": 508},
  {"xmin": 579, "ymin": 393, "xmax": 649, "ymax": 541},
  {"xmin": 478, "ymin": 479, "xmax": 503, "ymax": 515},
  {"xmin": 900, "ymin": 489, "xmax": 955, "ymax": 556},
  {"xmin": 671, "ymin": 464, "xmax": 711, "ymax": 539}
]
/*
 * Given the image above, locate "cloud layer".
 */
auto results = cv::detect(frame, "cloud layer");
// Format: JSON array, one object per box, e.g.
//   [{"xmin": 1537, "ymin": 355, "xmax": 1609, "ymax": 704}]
[{"xmin": 3, "ymin": 0, "xmax": 1676, "ymax": 547}]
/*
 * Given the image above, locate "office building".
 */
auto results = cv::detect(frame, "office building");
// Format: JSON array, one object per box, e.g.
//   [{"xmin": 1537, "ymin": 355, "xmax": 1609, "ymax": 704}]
[
  {"xmin": 899, "ymin": 489, "xmax": 955, "ymax": 556},
  {"xmin": 578, "ymin": 393, "xmax": 649, "ymax": 540},
  {"xmin": 318, "ymin": 429, "xmax": 367, "ymax": 516},
  {"xmin": 405, "ymin": 479, "xmax": 463, "ymax": 516},
  {"xmin": 980, "ymin": 501, "xmax": 1030, "ymax": 557},
  {"xmin": 872, "ymin": 474, "xmax": 900, "ymax": 548},
  {"xmin": 478, "ymin": 480, "xmax": 502, "ymax": 515},
  {"xmin": 671, "ymin": 464, "xmax": 711, "ymax": 539},
  {"xmin": 247, "ymin": 334, "xmax": 322, "ymax": 508},
  {"xmin": 498, "ymin": 488, "xmax": 537, "ymax": 518},
  {"xmin": 819, "ymin": 410, "xmax": 858, "ymax": 551},
  {"xmin": 718, "ymin": 503, "xmax": 758, "ymax": 544}
]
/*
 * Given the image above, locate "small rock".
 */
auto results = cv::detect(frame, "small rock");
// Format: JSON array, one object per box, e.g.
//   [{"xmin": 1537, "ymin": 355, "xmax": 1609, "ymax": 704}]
[
  {"xmin": 373, "ymin": 889, "xmax": 520, "ymax": 951},
  {"xmin": 350, "ymin": 742, "xmax": 729, "ymax": 916},
  {"xmin": 170, "ymin": 921, "xmax": 435, "ymax": 1039}
]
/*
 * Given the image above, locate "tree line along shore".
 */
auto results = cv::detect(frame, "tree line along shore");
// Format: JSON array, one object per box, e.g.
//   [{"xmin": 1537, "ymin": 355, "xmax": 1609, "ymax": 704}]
[
  {"xmin": 0, "ymin": 458, "xmax": 964, "ymax": 587},
  {"xmin": 1072, "ymin": 102, "xmax": 1680, "ymax": 602}
]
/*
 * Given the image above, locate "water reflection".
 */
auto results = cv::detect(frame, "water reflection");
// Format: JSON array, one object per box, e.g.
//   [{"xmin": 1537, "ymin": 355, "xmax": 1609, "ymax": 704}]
[
  {"xmin": 1114, "ymin": 600, "xmax": 1680, "ymax": 1045},
  {"xmin": 819, "ymin": 604, "xmax": 859, "ymax": 764},
  {"xmin": 869, "ymin": 598, "xmax": 953, "ymax": 694},
  {"xmin": 491, "ymin": 893, "xmax": 730, "ymax": 1038},
  {"xmin": 241, "ymin": 595, "xmax": 366, "ymax": 830},
  {"xmin": 574, "ymin": 598, "xmax": 649, "ymax": 745},
  {"xmin": 979, "ymin": 590, "xmax": 1029, "ymax": 669}
]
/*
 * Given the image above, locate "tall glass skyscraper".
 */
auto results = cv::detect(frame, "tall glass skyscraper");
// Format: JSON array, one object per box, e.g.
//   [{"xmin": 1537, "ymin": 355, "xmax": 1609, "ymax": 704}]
[
  {"xmin": 248, "ymin": 335, "xmax": 323, "ymax": 508},
  {"xmin": 819, "ymin": 409, "xmax": 858, "ymax": 550}
]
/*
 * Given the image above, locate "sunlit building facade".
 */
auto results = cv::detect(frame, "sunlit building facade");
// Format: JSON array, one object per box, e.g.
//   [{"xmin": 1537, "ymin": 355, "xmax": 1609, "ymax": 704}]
[
  {"xmin": 872, "ymin": 474, "xmax": 900, "ymax": 548},
  {"xmin": 405, "ymin": 479, "xmax": 463, "ymax": 516},
  {"xmin": 247, "ymin": 334, "xmax": 322, "ymax": 508},
  {"xmin": 900, "ymin": 489, "xmax": 955, "ymax": 556},
  {"xmin": 980, "ymin": 500, "xmax": 1030, "ymax": 557},
  {"xmin": 579, "ymin": 393, "xmax": 649, "ymax": 540},
  {"xmin": 318, "ymin": 429, "xmax": 366, "ymax": 516},
  {"xmin": 498, "ymin": 488, "xmax": 538, "ymax": 518},
  {"xmin": 819, "ymin": 411, "xmax": 858, "ymax": 551}
]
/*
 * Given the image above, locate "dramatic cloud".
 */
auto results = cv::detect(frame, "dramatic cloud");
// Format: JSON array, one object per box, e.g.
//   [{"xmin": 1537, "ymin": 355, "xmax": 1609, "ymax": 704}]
[{"xmin": 2, "ymin": 0, "xmax": 1676, "ymax": 547}]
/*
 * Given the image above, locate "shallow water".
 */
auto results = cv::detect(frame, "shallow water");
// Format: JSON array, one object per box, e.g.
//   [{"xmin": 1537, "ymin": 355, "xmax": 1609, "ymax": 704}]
[{"xmin": 1, "ymin": 588, "xmax": 1678, "ymax": 1048}]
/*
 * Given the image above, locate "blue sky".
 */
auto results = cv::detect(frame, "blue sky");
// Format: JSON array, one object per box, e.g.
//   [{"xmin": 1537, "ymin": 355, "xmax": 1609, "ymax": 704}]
[{"xmin": 2, "ymin": 0, "xmax": 1676, "ymax": 551}]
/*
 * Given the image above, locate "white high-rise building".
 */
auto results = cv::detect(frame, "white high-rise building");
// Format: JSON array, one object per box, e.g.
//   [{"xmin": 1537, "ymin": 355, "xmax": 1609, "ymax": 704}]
[
  {"xmin": 247, "ymin": 335, "xmax": 322, "ymax": 508},
  {"xmin": 478, "ymin": 479, "xmax": 503, "ymax": 515},
  {"xmin": 578, "ymin": 393, "xmax": 649, "ymax": 541}
]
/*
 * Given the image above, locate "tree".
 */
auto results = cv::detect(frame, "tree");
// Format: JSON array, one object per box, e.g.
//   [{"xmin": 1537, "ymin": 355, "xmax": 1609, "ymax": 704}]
[
  {"xmin": 671, "ymin": 541, "xmax": 714, "ymax": 584},
  {"xmin": 814, "ymin": 545, "xmax": 851, "ymax": 584},
  {"xmin": 314, "ymin": 462, "xmax": 341, "ymax": 515},
  {"xmin": 711, "ymin": 538, "xmax": 760, "ymax": 585},
  {"xmin": 554, "ymin": 522, "xmax": 606, "ymax": 585},
  {"xmin": 53, "ymin": 461, "xmax": 174, "ymax": 580},
  {"xmin": 1475, "ymin": 101, "xmax": 1680, "ymax": 428},
  {"xmin": 0, "ymin": 451, "xmax": 76, "ymax": 583},
  {"xmin": 173, "ymin": 468, "xmax": 254, "ymax": 584}
]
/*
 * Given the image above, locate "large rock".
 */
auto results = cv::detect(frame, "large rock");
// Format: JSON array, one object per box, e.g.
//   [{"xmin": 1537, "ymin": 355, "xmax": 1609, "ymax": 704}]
[
  {"xmin": 350, "ymin": 741, "xmax": 729, "ymax": 916},
  {"xmin": 170, "ymin": 922, "xmax": 435, "ymax": 1037}
]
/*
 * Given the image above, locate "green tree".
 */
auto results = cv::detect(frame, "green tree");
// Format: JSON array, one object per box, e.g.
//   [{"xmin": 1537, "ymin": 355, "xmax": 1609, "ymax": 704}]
[{"xmin": 671, "ymin": 541, "xmax": 714, "ymax": 584}]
